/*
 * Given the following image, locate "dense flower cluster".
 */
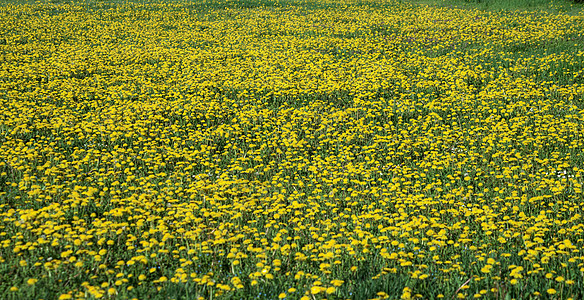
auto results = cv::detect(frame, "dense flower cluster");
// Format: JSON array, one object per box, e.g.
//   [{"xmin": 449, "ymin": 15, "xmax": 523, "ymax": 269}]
[{"xmin": 1, "ymin": 0, "xmax": 584, "ymax": 299}]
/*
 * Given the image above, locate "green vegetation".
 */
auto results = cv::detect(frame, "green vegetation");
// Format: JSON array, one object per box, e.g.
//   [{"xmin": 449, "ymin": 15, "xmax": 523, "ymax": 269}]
[
  {"xmin": 0, "ymin": 0, "xmax": 584, "ymax": 299},
  {"xmin": 410, "ymin": 0, "xmax": 583, "ymax": 12}
]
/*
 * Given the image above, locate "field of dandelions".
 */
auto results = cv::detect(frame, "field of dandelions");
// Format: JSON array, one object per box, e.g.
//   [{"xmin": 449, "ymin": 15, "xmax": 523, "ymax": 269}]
[{"xmin": 1, "ymin": 0, "xmax": 584, "ymax": 299}]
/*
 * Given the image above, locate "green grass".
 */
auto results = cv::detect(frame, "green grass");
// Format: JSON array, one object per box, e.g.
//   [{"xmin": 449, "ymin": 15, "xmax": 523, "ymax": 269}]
[{"xmin": 409, "ymin": 0, "xmax": 584, "ymax": 12}]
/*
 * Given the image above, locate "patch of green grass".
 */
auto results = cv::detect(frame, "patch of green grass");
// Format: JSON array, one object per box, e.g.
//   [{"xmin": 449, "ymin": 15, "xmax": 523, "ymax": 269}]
[{"xmin": 409, "ymin": 0, "xmax": 584, "ymax": 13}]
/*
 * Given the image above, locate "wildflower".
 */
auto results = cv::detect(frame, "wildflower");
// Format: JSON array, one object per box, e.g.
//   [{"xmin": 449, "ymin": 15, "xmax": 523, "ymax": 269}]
[{"xmin": 310, "ymin": 286, "xmax": 321, "ymax": 294}]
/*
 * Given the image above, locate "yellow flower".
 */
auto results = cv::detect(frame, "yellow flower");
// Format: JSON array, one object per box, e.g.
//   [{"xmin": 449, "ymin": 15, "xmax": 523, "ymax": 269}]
[
  {"xmin": 547, "ymin": 289, "xmax": 557, "ymax": 295},
  {"xmin": 27, "ymin": 278, "xmax": 38, "ymax": 285},
  {"xmin": 61, "ymin": 250, "xmax": 72, "ymax": 258},
  {"xmin": 331, "ymin": 279, "xmax": 344, "ymax": 287},
  {"xmin": 402, "ymin": 287, "xmax": 412, "ymax": 299},
  {"xmin": 278, "ymin": 293, "xmax": 286, "ymax": 299},
  {"xmin": 310, "ymin": 286, "xmax": 321, "ymax": 294}
]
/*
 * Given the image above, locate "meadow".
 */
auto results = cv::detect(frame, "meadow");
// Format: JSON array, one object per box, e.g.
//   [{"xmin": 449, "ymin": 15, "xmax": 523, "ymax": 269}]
[{"xmin": 1, "ymin": 0, "xmax": 584, "ymax": 299}]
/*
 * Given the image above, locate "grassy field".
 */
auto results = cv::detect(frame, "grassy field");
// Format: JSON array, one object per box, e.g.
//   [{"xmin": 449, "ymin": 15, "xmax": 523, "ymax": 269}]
[
  {"xmin": 1, "ymin": 0, "xmax": 584, "ymax": 299},
  {"xmin": 412, "ymin": 0, "xmax": 583, "ymax": 11}
]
